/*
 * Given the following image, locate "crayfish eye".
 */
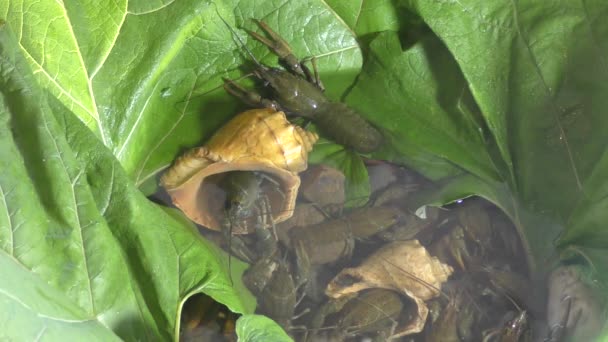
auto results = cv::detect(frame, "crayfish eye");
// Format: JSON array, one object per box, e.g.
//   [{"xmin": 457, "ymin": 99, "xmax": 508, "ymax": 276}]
[
  {"xmin": 224, "ymin": 200, "xmax": 233, "ymax": 211},
  {"xmin": 230, "ymin": 203, "xmax": 251, "ymax": 221}
]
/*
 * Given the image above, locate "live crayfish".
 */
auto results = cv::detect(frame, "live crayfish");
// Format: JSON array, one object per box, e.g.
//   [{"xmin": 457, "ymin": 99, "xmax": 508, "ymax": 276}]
[
  {"xmin": 288, "ymin": 206, "xmax": 404, "ymax": 285},
  {"xmin": 219, "ymin": 170, "xmax": 306, "ymax": 333},
  {"xmin": 308, "ymin": 288, "xmax": 403, "ymax": 341},
  {"xmin": 220, "ymin": 170, "xmax": 280, "ymax": 280},
  {"xmin": 222, "ymin": 19, "xmax": 384, "ymax": 154},
  {"xmin": 242, "ymin": 251, "xmax": 301, "ymax": 333},
  {"xmin": 238, "ymin": 205, "xmax": 307, "ymax": 336}
]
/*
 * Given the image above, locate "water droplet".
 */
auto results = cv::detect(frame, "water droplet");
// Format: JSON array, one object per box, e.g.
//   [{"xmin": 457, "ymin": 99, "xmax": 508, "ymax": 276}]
[
  {"xmin": 160, "ymin": 87, "xmax": 172, "ymax": 98},
  {"xmin": 415, "ymin": 206, "xmax": 427, "ymax": 219}
]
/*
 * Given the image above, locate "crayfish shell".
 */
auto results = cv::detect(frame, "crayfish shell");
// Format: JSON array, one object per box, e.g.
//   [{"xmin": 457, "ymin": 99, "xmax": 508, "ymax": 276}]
[{"xmin": 161, "ymin": 108, "xmax": 318, "ymax": 233}]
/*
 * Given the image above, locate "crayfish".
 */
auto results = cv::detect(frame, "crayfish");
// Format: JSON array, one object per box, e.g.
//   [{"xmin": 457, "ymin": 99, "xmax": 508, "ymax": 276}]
[
  {"xmin": 222, "ymin": 19, "xmax": 384, "ymax": 154},
  {"xmin": 221, "ymin": 171, "xmax": 307, "ymax": 334},
  {"xmin": 220, "ymin": 171, "xmax": 279, "ymax": 280}
]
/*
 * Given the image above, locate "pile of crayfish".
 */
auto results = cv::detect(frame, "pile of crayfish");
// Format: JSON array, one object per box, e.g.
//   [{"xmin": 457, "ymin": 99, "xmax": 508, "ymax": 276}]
[{"xmin": 179, "ymin": 162, "xmax": 539, "ymax": 341}]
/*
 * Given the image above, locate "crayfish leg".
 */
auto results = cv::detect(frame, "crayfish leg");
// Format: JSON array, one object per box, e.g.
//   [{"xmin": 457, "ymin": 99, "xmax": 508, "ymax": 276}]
[
  {"xmin": 248, "ymin": 20, "xmax": 306, "ymax": 78},
  {"xmin": 300, "ymin": 57, "xmax": 325, "ymax": 91},
  {"xmin": 222, "ymin": 77, "xmax": 281, "ymax": 111},
  {"xmin": 253, "ymin": 197, "xmax": 279, "ymax": 259},
  {"xmin": 546, "ymin": 296, "xmax": 573, "ymax": 342},
  {"xmin": 293, "ymin": 240, "xmax": 312, "ymax": 288}
]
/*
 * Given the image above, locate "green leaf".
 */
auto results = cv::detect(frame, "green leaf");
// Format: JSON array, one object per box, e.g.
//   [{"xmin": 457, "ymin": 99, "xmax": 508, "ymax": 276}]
[
  {"xmin": 0, "ymin": 253, "xmax": 122, "ymax": 341},
  {"xmin": 403, "ymin": 0, "xmax": 608, "ymax": 216},
  {"xmin": 309, "ymin": 139, "xmax": 370, "ymax": 207},
  {"xmin": 324, "ymin": 0, "xmax": 400, "ymax": 35},
  {"xmin": 1, "ymin": 0, "xmax": 126, "ymax": 141},
  {"xmin": 0, "ymin": 22, "xmax": 253, "ymax": 340},
  {"xmin": 236, "ymin": 314, "xmax": 293, "ymax": 342},
  {"xmin": 560, "ymin": 147, "xmax": 608, "ymax": 248},
  {"xmin": 348, "ymin": 31, "xmax": 500, "ymax": 182}
]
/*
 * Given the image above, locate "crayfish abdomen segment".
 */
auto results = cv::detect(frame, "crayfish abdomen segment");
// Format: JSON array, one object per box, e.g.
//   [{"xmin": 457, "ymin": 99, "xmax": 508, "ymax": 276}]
[{"xmin": 314, "ymin": 102, "xmax": 384, "ymax": 153}]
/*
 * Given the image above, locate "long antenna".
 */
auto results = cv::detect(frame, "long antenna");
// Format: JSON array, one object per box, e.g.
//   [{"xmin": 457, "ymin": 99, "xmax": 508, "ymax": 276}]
[
  {"xmin": 221, "ymin": 218, "xmax": 235, "ymax": 287},
  {"xmin": 381, "ymin": 256, "xmax": 450, "ymax": 300},
  {"xmin": 214, "ymin": 6, "xmax": 265, "ymax": 69}
]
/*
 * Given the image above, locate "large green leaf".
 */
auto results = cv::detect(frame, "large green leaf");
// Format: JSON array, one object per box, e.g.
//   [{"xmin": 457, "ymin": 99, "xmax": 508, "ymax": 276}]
[
  {"xmin": 0, "ymin": 22, "xmax": 255, "ymax": 340},
  {"xmin": 236, "ymin": 314, "xmax": 294, "ymax": 342},
  {"xmin": 348, "ymin": 31, "xmax": 501, "ymax": 182}
]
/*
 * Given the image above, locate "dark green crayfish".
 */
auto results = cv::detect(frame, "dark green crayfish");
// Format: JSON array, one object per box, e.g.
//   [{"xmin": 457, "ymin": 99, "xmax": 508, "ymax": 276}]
[{"xmin": 222, "ymin": 19, "xmax": 384, "ymax": 154}]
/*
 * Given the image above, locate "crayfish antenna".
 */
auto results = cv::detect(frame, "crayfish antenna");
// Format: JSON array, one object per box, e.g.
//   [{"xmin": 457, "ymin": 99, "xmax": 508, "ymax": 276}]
[
  {"xmin": 381, "ymin": 256, "xmax": 450, "ymax": 300},
  {"xmin": 221, "ymin": 218, "xmax": 235, "ymax": 287},
  {"xmin": 215, "ymin": 8, "xmax": 266, "ymax": 70}
]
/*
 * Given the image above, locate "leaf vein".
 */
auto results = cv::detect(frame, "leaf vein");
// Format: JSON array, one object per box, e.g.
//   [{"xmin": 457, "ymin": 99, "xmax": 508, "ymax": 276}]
[
  {"xmin": 126, "ymin": 0, "xmax": 176, "ymax": 16},
  {"xmin": 0, "ymin": 185, "xmax": 14, "ymax": 256},
  {"xmin": 99, "ymin": 165, "xmax": 115, "ymax": 216},
  {"xmin": 353, "ymin": 0, "xmax": 364, "ymax": 29},
  {"xmin": 318, "ymin": 0, "xmax": 357, "ymax": 37},
  {"xmin": 19, "ymin": 46, "xmax": 100, "ymax": 131},
  {"xmin": 165, "ymin": 227, "xmax": 182, "ymax": 332},
  {"xmin": 134, "ymin": 78, "xmax": 197, "ymax": 184},
  {"xmin": 33, "ymin": 325, "xmax": 47, "ymax": 342},
  {"xmin": 116, "ymin": 88, "xmax": 154, "ymax": 159},
  {"xmin": 53, "ymin": 1, "xmax": 106, "ymax": 144},
  {"xmin": 509, "ymin": 0, "xmax": 582, "ymax": 191},
  {"xmin": 89, "ymin": 1, "xmax": 129, "ymax": 80},
  {"xmin": 11, "ymin": 222, "xmax": 25, "ymax": 236},
  {"xmin": 39, "ymin": 113, "xmax": 95, "ymax": 315},
  {"xmin": 313, "ymin": 45, "xmax": 358, "ymax": 60}
]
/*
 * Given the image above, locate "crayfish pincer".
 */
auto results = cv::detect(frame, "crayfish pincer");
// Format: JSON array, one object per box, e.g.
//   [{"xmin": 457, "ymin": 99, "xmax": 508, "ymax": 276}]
[{"xmin": 222, "ymin": 20, "xmax": 384, "ymax": 154}]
